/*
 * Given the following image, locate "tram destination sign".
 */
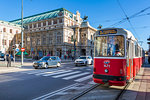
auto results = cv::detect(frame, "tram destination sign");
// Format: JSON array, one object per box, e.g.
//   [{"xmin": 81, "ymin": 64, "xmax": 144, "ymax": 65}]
[{"xmin": 99, "ymin": 29, "xmax": 117, "ymax": 35}]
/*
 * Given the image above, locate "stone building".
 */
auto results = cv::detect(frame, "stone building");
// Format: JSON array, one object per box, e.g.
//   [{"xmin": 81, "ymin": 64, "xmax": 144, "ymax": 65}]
[
  {"xmin": 10, "ymin": 8, "xmax": 96, "ymax": 59},
  {"xmin": 0, "ymin": 20, "xmax": 21, "ymax": 54}
]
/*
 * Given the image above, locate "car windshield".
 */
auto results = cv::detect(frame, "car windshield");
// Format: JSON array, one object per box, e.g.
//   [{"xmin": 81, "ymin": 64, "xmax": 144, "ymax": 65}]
[
  {"xmin": 40, "ymin": 56, "xmax": 50, "ymax": 60},
  {"xmin": 78, "ymin": 57, "xmax": 86, "ymax": 59}
]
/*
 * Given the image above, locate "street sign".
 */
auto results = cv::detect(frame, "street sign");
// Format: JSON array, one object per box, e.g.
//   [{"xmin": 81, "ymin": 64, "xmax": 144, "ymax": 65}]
[
  {"xmin": 21, "ymin": 48, "xmax": 25, "ymax": 52},
  {"xmin": 15, "ymin": 44, "xmax": 20, "ymax": 48},
  {"xmin": 16, "ymin": 48, "xmax": 19, "ymax": 52}
]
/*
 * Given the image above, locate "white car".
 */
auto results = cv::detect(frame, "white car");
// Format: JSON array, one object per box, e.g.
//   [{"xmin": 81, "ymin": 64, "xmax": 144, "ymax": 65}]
[{"xmin": 74, "ymin": 56, "xmax": 93, "ymax": 66}]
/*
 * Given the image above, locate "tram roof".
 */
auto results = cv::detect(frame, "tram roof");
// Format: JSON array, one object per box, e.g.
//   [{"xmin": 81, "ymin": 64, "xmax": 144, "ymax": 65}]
[{"xmin": 97, "ymin": 28, "xmax": 137, "ymax": 41}]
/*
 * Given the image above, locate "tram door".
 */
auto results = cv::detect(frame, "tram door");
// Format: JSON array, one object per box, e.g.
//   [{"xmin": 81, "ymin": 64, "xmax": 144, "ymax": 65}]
[{"xmin": 126, "ymin": 40, "xmax": 134, "ymax": 81}]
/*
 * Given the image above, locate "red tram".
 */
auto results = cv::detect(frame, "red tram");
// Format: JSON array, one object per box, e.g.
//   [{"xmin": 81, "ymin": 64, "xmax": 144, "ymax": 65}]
[{"xmin": 93, "ymin": 28, "xmax": 144, "ymax": 86}]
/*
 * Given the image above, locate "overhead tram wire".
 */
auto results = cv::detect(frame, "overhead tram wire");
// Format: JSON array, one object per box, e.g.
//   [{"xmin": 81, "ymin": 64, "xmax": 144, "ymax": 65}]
[
  {"xmin": 113, "ymin": 0, "xmax": 140, "ymax": 40},
  {"xmin": 109, "ymin": 5, "xmax": 150, "ymax": 27}
]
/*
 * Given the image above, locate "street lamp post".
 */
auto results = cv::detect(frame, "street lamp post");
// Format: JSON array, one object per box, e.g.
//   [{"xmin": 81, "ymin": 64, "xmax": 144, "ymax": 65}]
[
  {"xmin": 73, "ymin": 28, "xmax": 76, "ymax": 60},
  {"xmin": 21, "ymin": 0, "xmax": 24, "ymax": 65}
]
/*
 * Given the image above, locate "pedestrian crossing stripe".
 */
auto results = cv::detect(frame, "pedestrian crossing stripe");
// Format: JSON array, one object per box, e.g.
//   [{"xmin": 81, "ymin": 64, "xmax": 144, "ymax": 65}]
[
  {"xmin": 62, "ymin": 72, "xmax": 90, "ymax": 80},
  {"xmin": 35, "ymin": 70, "xmax": 64, "ymax": 76},
  {"xmin": 19, "ymin": 69, "xmax": 92, "ymax": 82},
  {"xmin": 53, "ymin": 71, "xmax": 81, "ymax": 78},
  {"xmin": 74, "ymin": 74, "xmax": 92, "ymax": 82},
  {"xmin": 43, "ymin": 70, "xmax": 72, "ymax": 76}
]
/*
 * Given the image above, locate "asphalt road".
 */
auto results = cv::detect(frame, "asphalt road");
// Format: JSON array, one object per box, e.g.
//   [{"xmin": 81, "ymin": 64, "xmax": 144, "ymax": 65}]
[{"xmin": 0, "ymin": 62, "xmax": 93, "ymax": 100}]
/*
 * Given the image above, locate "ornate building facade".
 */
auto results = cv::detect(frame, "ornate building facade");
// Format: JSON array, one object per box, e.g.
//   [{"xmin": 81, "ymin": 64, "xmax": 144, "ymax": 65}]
[
  {"xmin": 11, "ymin": 8, "xmax": 96, "ymax": 58},
  {"xmin": 0, "ymin": 20, "xmax": 21, "ymax": 54}
]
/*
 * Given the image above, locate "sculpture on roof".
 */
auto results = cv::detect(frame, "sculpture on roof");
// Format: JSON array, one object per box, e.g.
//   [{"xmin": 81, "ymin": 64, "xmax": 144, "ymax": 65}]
[{"xmin": 83, "ymin": 16, "xmax": 88, "ymax": 21}]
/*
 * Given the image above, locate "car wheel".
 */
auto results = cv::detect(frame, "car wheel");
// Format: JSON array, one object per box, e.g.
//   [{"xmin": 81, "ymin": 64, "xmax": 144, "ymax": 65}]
[
  {"xmin": 57, "ymin": 62, "xmax": 61, "ymax": 67},
  {"xmin": 34, "ymin": 66, "xmax": 38, "ymax": 69},
  {"xmin": 91, "ymin": 61, "xmax": 93, "ymax": 65},
  {"xmin": 85, "ymin": 61, "xmax": 87, "ymax": 66},
  {"xmin": 44, "ymin": 64, "xmax": 48, "ymax": 69},
  {"xmin": 75, "ymin": 64, "xmax": 78, "ymax": 66}
]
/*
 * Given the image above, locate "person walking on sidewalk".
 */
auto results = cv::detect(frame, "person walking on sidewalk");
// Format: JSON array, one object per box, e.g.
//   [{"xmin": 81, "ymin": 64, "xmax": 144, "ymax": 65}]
[{"xmin": 6, "ymin": 54, "xmax": 11, "ymax": 67}]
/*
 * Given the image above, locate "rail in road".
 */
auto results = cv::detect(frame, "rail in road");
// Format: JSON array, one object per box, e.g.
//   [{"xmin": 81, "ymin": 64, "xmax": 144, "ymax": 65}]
[
  {"xmin": 33, "ymin": 80, "xmax": 131, "ymax": 100},
  {"xmin": 69, "ymin": 83, "xmax": 131, "ymax": 100}
]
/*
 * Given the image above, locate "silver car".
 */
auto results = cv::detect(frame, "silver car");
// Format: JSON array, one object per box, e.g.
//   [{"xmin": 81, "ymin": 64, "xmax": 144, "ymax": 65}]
[{"xmin": 33, "ymin": 56, "xmax": 61, "ymax": 69}]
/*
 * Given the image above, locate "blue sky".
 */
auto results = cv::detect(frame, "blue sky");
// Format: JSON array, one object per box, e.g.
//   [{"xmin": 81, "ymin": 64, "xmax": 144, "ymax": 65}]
[{"xmin": 0, "ymin": 0, "xmax": 150, "ymax": 50}]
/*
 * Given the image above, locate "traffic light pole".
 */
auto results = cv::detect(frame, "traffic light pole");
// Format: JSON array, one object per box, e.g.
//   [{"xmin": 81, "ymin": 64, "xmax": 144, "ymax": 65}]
[{"xmin": 21, "ymin": 0, "xmax": 24, "ymax": 65}]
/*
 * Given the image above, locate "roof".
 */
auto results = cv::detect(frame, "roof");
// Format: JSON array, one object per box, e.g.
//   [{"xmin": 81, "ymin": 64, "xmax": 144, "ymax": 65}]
[
  {"xmin": 10, "ymin": 8, "xmax": 73, "ymax": 25},
  {"xmin": 0, "ymin": 20, "xmax": 21, "ymax": 27}
]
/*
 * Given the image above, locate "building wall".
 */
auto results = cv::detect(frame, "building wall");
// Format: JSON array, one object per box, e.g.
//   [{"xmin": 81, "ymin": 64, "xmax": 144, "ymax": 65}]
[
  {"xmin": 14, "ymin": 9, "xmax": 96, "ymax": 59},
  {"xmin": 0, "ymin": 21, "xmax": 21, "ymax": 54}
]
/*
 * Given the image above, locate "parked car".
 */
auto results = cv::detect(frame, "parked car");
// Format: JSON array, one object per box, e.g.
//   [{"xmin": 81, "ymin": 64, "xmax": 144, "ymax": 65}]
[
  {"xmin": 74, "ymin": 56, "xmax": 93, "ymax": 66},
  {"xmin": 0, "ymin": 53, "xmax": 5, "ymax": 61},
  {"xmin": 33, "ymin": 56, "xmax": 61, "ymax": 69}
]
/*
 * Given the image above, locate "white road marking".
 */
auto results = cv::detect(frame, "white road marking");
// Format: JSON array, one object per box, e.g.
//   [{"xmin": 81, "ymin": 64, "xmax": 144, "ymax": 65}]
[
  {"xmin": 53, "ymin": 71, "xmax": 81, "ymax": 78},
  {"xmin": 43, "ymin": 70, "xmax": 72, "ymax": 76},
  {"xmin": 33, "ymin": 83, "xmax": 79, "ymax": 100},
  {"xmin": 24, "ymin": 69, "xmax": 57, "ymax": 74},
  {"xmin": 35, "ymin": 70, "xmax": 64, "ymax": 76},
  {"xmin": 74, "ymin": 74, "xmax": 92, "ymax": 82},
  {"xmin": 63, "ymin": 72, "xmax": 90, "ymax": 80}
]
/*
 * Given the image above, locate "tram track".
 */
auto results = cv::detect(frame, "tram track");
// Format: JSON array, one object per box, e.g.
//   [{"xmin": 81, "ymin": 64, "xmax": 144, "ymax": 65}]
[
  {"xmin": 69, "ymin": 83, "xmax": 101, "ymax": 100},
  {"xmin": 115, "ymin": 82, "xmax": 131, "ymax": 100},
  {"xmin": 69, "ymin": 82, "xmax": 131, "ymax": 100}
]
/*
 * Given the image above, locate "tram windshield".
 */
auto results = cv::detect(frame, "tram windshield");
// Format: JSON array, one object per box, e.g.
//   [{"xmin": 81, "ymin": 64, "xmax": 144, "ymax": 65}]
[{"xmin": 95, "ymin": 35, "xmax": 125, "ymax": 57}]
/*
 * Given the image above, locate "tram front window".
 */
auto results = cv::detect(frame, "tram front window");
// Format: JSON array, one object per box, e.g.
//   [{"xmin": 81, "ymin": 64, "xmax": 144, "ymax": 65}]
[{"xmin": 95, "ymin": 35, "xmax": 125, "ymax": 57}]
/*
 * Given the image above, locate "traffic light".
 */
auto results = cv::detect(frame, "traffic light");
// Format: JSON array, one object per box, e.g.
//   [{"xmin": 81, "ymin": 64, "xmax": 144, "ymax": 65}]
[{"xmin": 12, "ymin": 45, "xmax": 15, "ymax": 50}]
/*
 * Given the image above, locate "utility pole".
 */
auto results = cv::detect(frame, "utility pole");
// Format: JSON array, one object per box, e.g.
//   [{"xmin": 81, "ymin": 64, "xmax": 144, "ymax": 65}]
[
  {"xmin": 147, "ymin": 35, "xmax": 150, "ymax": 64},
  {"xmin": 73, "ymin": 28, "xmax": 76, "ymax": 60},
  {"xmin": 21, "ymin": 0, "xmax": 24, "ymax": 65}
]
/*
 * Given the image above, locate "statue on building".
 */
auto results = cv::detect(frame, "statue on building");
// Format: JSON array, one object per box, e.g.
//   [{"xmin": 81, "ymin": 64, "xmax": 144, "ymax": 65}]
[{"xmin": 83, "ymin": 16, "xmax": 88, "ymax": 21}]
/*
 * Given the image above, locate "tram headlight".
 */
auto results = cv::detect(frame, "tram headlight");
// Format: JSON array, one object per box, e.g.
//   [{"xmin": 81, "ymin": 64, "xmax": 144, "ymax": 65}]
[{"xmin": 105, "ymin": 69, "xmax": 109, "ymax": 73}]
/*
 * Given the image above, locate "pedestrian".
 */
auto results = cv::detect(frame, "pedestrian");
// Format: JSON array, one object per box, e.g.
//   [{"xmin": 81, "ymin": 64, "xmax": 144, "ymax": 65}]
[{"xmin": 6, "ymin": 54, "xmax": 11, "ymax": 67}]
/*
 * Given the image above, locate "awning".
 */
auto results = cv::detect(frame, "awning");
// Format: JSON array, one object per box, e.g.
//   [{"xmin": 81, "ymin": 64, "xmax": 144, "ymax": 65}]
[{"xmin": 16, "ymin": 51, "xmax": 28, "ymax": 55}]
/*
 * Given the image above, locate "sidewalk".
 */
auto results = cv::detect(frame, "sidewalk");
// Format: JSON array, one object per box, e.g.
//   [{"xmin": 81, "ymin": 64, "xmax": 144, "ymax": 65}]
[
  {"xmin": 119, "ymin": 63, "xmax": 150, "ymax": 100},
  {"xmin": 0, "ymin": 58, "xmax": 74, "ymax": 69}
]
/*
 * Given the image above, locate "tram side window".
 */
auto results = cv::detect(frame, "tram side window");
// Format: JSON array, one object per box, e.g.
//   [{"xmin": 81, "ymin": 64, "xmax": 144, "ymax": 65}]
[
  {"xmin": 95, "ymin": 35, "xmax": 125, "ymax": 57},
  {"xmin": 135, "ymin": 44, "xmax": 138, "ymax": 57}
]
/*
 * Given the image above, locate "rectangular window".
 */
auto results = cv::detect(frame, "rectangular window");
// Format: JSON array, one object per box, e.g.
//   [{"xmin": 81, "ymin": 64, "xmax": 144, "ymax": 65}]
[
  {"xmin": 4, "ymin": 40, "xmax": 6, "ymax": 45},
  {"xmin": 10, "ymin": 29, "xmax": 12, "ymax": 33},
  {"xmin": 37, "ymin": 38, "xmax": 41, "ymax": 45},
  {"xmin": 38, "ymin": 23, "xmax": 41, "ymax": 27},
  {"xmin": 59, "ymin": 18, "xmax": 62, "ymax": 23},
  {"xmin": 3, "ymin": 28, "xmax": 6, "ymax": 32},
  {"xmin": 29, "ymin": 24, "xmax": 32, "ymax": 28},
  {"xmin": 57, "ymin": 36, "xmax": 61, "ymax": 44},
  {"xmin": 43, "ymin": 37, "xmax": 46, "ymax": 45},
  {"xmin": 53, "ymin": 19, "xmax": 57, "ymax": 24},
  {"xmin": 95, "ymin": 35, "xmax": 125, "ymax": 57},
  {"xmin": 48, "ymin": 20, "xmax": 51, "ymax": 25},
  {"xmin": 34, "ymin": 24, "xmax": 36, "ymax": 28},
  {"xmin": 43, "ymin": 21, "xmax": 46, "ymax": 26},
  {"xmin": 49, "ymin": 36, "xmax": 52, "ymax": 44}
]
